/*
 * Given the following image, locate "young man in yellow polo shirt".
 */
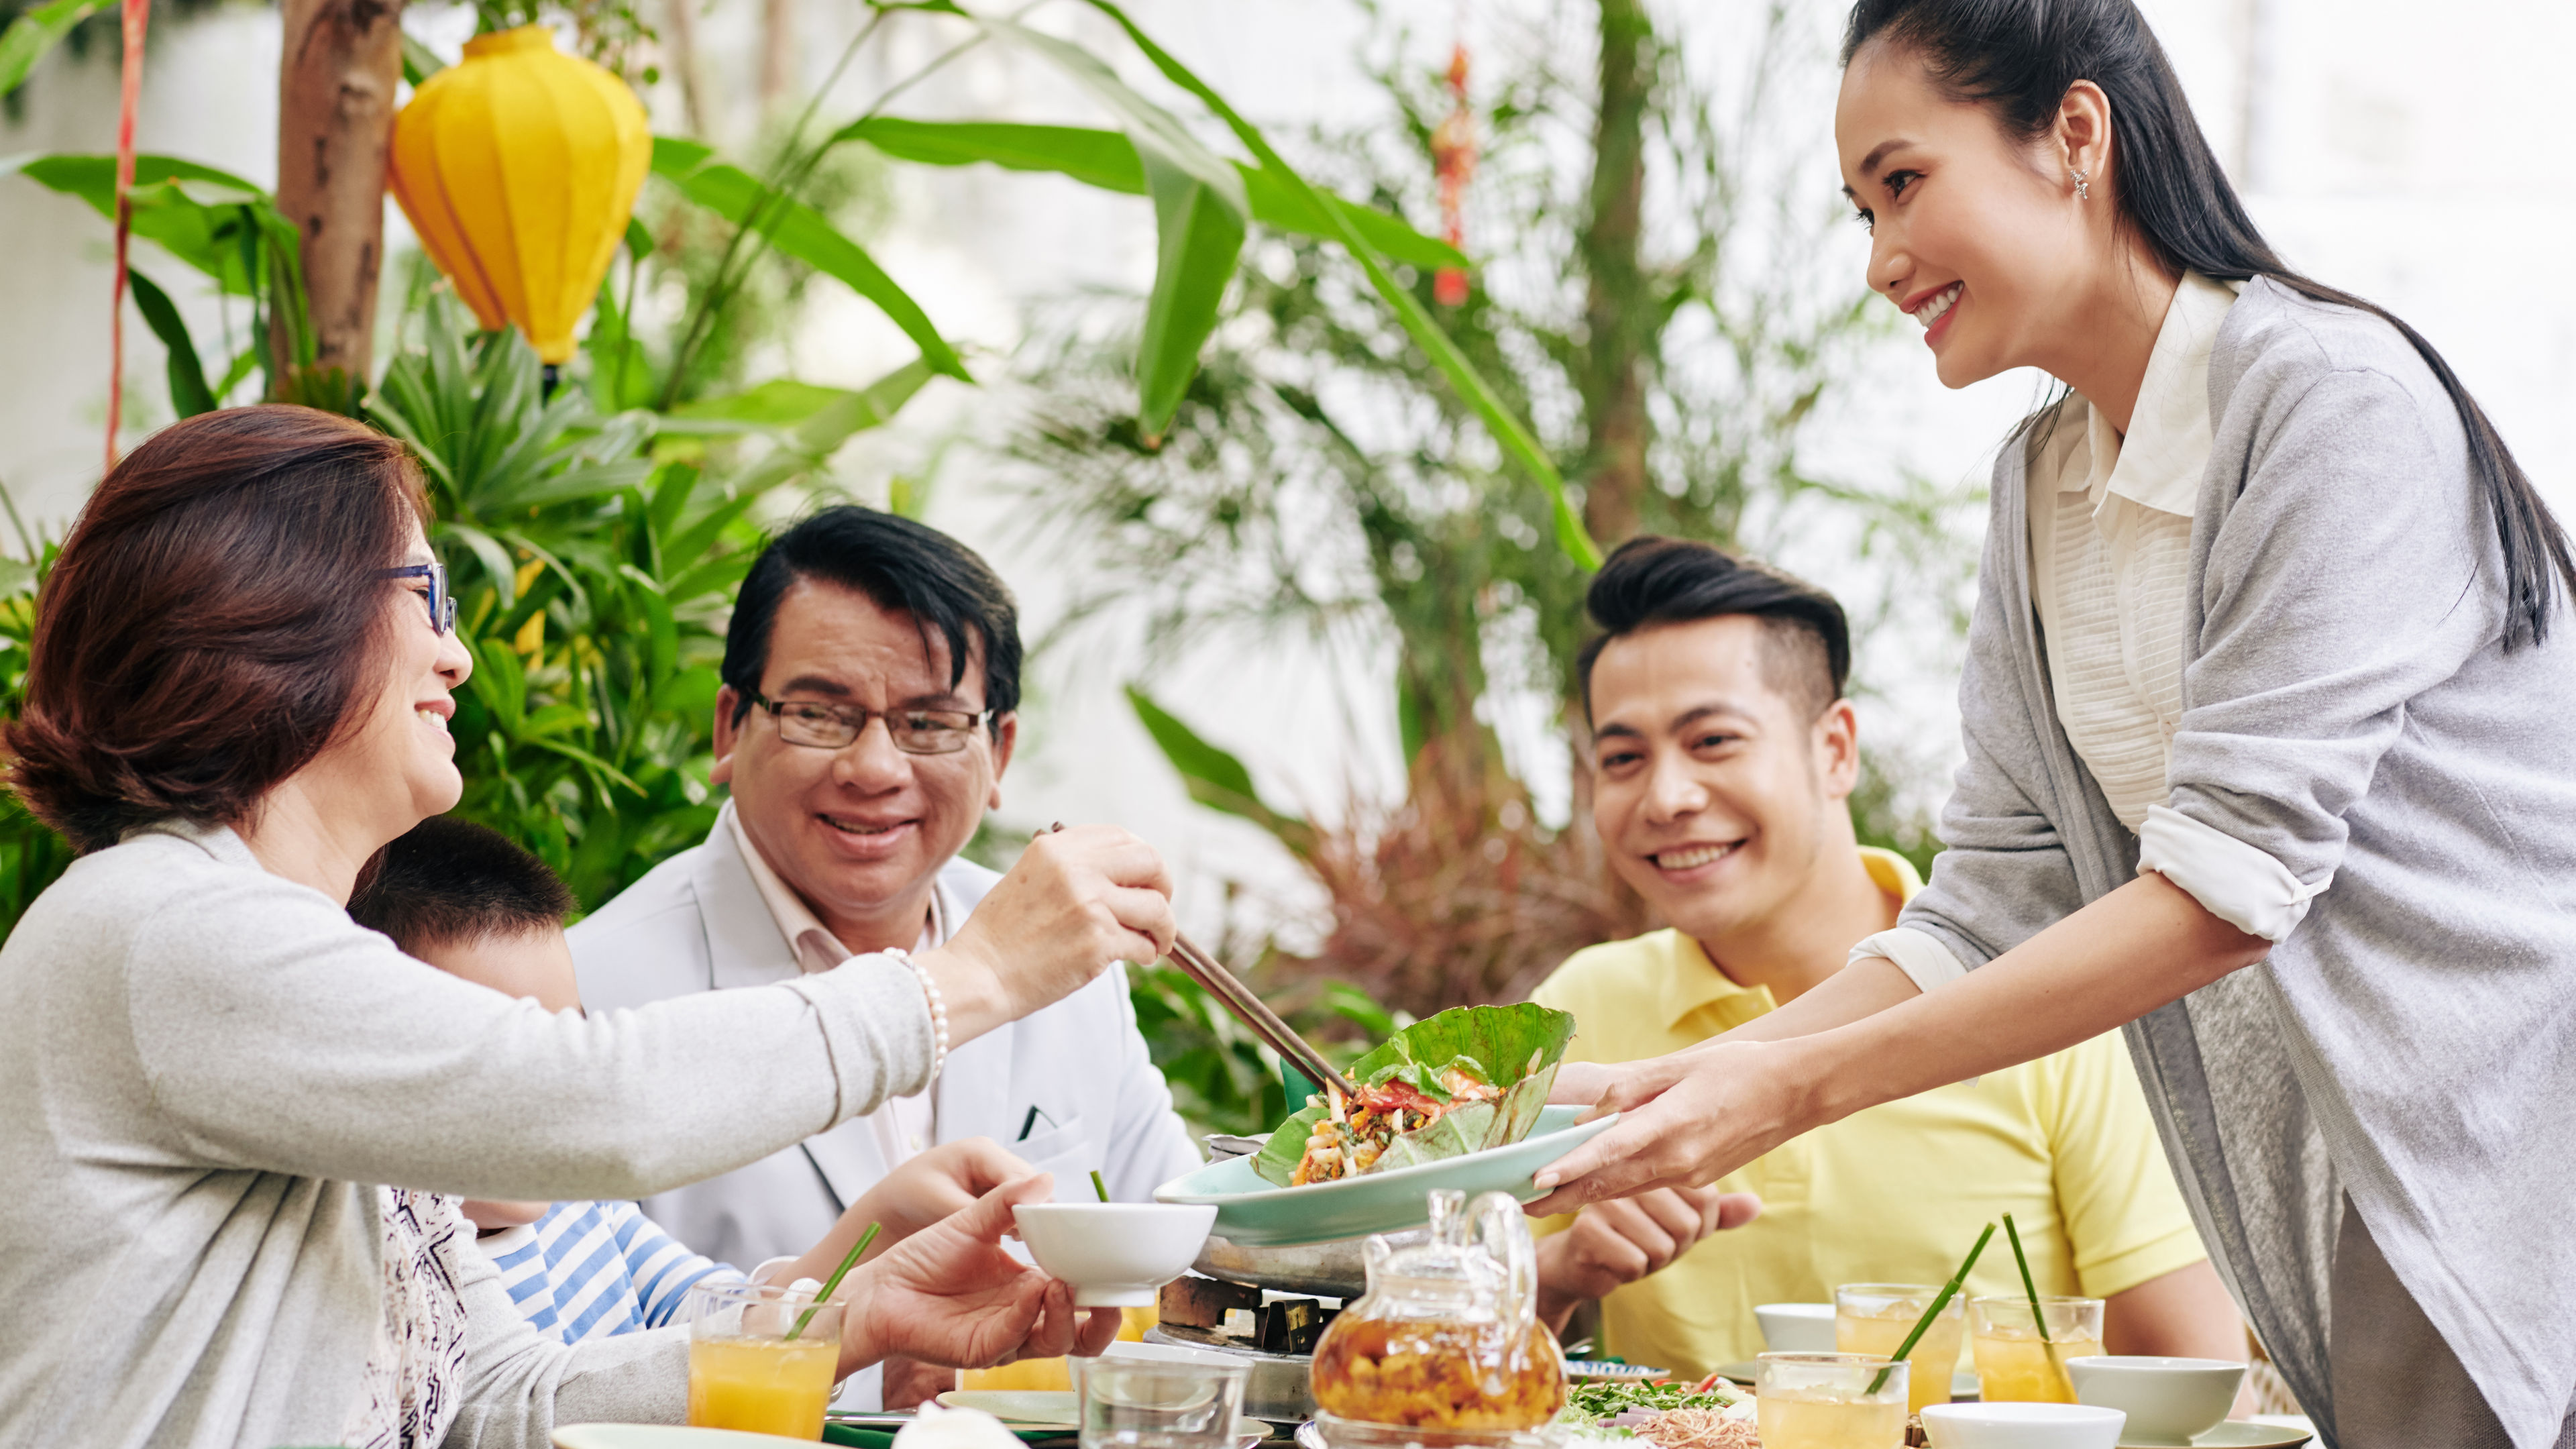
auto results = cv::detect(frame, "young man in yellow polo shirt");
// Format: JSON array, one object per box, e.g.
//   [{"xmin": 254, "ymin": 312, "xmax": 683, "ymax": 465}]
[{"xmin": 1529, "ymin": 536, "xmax": 2247, "ymax": 1379}]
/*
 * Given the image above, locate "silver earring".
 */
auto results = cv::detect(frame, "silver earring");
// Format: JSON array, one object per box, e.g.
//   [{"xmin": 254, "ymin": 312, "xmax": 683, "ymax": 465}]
[{"xmin": 2070, "ymin": 166, "xmax": 2091, "ymax": 201}]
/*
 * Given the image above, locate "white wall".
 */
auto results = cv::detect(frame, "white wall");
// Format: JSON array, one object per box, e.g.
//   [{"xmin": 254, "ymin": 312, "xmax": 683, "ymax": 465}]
[{"xmin": 4, "ymin": 0, "xmax": 2568, "ymax": 942}]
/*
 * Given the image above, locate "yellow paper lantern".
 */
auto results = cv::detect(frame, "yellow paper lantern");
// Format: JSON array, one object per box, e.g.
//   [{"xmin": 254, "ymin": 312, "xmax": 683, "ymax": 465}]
[{"xmin": 388, "ymin": 26, "xmax": 650, "ymax": 365}]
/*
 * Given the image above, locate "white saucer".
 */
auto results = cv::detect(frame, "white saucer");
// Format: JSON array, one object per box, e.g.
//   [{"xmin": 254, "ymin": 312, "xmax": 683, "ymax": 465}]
[{"xmin": 2118, "ymin": 1424, "xmax": 2310, "ymax": 1448}]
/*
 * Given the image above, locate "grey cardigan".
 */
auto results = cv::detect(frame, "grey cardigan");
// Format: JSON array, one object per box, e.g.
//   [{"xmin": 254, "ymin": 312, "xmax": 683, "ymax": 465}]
[
  {"xmin": 1898, "ymin": 278, "xmax": 2576, "ymax": 1449},
  {"xmin": 0, "ymin": 821, "xmax": 937, "ymax": 1449}
]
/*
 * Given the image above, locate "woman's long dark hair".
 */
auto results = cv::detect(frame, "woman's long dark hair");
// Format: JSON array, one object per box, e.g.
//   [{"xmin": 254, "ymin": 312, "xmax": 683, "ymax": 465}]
[{"xmin": 1845, "ymin": 0, "xmax": 2576, "ymax": 647}]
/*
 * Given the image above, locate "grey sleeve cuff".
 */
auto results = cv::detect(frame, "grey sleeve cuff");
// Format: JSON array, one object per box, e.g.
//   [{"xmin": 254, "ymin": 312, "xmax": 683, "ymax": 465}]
[
  {"xmin": 784, "ymin": 953, "xmax": 939, "ymax": 1125},
  {"xmin": 1849, "ymin": 926, "xmax": 1972, "ymax": 993}
]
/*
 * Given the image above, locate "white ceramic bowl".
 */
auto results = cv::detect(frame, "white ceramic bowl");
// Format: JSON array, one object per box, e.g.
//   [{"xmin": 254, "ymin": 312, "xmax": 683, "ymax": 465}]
[
  {"xmin": 1919, "ymin": 1402, "xmax": 2127, "ymax": 1449},
  {"xmin": 2065, "ymin": 1356, "xmax": 2245, "ymax": 1446},
  {"xmin": 1012, "ymin": 1202, "xmax": 1218, "ymax": 1307},
  {"xmin": 1752, "ymin": 1302, "xmax": 1837, "ymax": 1352}
]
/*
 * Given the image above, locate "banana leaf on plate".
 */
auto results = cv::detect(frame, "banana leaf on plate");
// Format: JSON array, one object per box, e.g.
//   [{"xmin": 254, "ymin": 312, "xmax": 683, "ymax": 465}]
[{"xmin": 1250, "ymin": 1003, "xmax": 1576, "ymax": 1187}]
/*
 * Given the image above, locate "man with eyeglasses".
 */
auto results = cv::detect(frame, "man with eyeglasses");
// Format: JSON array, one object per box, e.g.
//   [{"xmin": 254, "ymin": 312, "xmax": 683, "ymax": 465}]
[{"xmin": 570, "ymin": 506, "xmax": 1202, "ymax": 1407}]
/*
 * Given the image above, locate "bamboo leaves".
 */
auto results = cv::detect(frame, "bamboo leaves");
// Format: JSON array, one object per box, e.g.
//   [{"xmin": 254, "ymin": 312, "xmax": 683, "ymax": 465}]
[
  {"xmin": 123, "ymin": 270, "xmax": 215, "ymax": 418},
  {"xmin": 1126, "ymin": 686, "xmax": 1315, "ymax": 859},
  {"xmin": 842, "ymin": 118, "xmax": 1468, "ymax": 271},
  {"xmin": 1073, "ymin": 0, "xmax": 1604, "ymax": 569},
  {"xmin": 648, "ymin": 137, "xmax": 969, "ymax": 384},
  {"xmin": 977, "ymin": 18, "xmax": 1244, "ymax": 443},
  {"xmin": 0, "ymin": 0, "xmax": 107, "ymax": 100}
]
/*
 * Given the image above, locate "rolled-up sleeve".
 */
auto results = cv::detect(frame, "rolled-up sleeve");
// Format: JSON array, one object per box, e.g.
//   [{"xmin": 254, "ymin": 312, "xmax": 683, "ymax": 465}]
[
  {"xmin": 2136, "ymin": 805, "xmax": 2324, "ymax": 943},
  {"xmin": 1848, "ymin": 926, "xmax": 1970, "ymax": 992}
]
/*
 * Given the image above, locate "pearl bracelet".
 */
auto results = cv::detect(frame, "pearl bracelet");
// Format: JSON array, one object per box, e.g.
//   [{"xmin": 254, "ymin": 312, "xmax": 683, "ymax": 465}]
[{"xmin": 885, "ymin": 947, "xmax": 949, "ymax": 1081}]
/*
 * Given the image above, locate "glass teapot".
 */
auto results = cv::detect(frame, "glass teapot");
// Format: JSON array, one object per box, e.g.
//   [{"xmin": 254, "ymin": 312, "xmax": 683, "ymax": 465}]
[{"xmin": 1308, "ymin": 1189, "xmax": 1568, "ymax": 1432}]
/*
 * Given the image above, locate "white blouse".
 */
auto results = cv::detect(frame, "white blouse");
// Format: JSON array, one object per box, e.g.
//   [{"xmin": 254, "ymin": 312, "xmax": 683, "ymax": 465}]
[{"xmin": 1855, "ymin": 272, "xmax": 2326, "ymax": 995}]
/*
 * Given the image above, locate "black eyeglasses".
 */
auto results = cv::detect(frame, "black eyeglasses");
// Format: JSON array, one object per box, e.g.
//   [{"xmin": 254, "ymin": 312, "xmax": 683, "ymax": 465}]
[
  {"xmin": 377, "ymin": 562, "xmax": 457, "ymax": 636},
  {"xmin": 747, "ymin": 691, "xmax": 991, "ymax": 755}
]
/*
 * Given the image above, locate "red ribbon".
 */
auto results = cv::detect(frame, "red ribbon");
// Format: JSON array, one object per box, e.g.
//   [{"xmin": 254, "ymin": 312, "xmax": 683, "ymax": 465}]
[{"xmin": 105, "ymin": 0, "xmax": 152, "ymax": 473}]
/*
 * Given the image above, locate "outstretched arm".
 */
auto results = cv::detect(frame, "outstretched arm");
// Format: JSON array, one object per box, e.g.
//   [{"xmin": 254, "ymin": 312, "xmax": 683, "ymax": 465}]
[{"xmin": 1529, "ymin": 872, "xmax": 2265, "ymax": 1213}]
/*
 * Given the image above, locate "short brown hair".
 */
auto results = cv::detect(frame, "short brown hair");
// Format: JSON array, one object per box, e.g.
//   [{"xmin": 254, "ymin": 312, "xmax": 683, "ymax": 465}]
[
  {"xmin": 349, "ymin": 816, "xmax": 574, "ymax": 953},
  {"xmin": 6, "ymin": 406, "xmax": 427, "ymax": 853}
]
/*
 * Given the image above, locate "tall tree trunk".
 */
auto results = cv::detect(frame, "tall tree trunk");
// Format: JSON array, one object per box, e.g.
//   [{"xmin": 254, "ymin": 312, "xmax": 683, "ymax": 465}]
[
  {"xmin": 758, "ymin": 0, "xmax": 794, "ymax": 113},
  {"xmin": 274, "ymin": 0, "xmax": 404, "ymax": 392},
  {"xmin": 663, "ymin": 0, "xmax": 709, "ymax": 138},
  {"xmin": 1577, "ymin": 0, "xmax": 1652, "ymax": 548}
]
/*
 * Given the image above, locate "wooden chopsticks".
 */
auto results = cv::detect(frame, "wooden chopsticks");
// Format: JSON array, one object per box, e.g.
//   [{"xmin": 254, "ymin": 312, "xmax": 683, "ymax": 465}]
[
  {"xmin": 1034, "ymin": 821, "xmax": 1361, "ymax": 1109},
  {"xmin": 1166, "ymin": 932, "xmax": 1363, "ymax": 1107}
]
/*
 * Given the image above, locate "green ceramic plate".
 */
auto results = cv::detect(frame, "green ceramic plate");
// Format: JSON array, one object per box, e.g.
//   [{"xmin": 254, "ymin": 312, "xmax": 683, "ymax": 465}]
[{"xmin": 1152, "ymin": 1106, "xmax": 1618, "ymax": 1246}]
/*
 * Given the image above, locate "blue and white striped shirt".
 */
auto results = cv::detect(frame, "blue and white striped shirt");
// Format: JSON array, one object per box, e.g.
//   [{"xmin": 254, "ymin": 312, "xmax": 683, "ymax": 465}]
[{"xmin": 478, "ymin": 1200, "xmax": 742, "ymax": 1344}]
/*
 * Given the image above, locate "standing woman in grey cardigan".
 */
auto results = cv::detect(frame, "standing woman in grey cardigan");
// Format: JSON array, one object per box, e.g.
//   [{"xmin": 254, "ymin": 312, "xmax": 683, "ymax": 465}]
[
  {"xmin": 1528, "ymin": 3, "xmax": 2576, "ymax": 1447},
  {"xmin": 0, "ymin": 406, "xmax": 1165, "ymax": 1447}
]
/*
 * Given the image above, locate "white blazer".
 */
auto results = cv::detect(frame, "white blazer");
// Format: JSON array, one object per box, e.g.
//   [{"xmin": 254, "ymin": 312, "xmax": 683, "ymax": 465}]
[{"xmin": 568, "ymin": 820, "xmax": 1204, "ymax": 1272}]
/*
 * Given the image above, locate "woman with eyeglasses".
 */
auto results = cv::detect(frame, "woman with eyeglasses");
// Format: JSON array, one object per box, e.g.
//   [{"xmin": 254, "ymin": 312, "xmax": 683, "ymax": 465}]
[
  {"xmin": 0, "ymin": 405, "xmax": 1176, "ymax": 1448},
  {"xmin": 1528, "ymin": 3, "xmax": 2576, "ymax": 1446}
]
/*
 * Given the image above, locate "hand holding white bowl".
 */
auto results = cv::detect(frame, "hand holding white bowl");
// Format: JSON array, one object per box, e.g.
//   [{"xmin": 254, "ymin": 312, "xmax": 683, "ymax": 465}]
[{"xmin": 1012, "ymin": 1201, "xmax": 1219, "ymax": 1307}]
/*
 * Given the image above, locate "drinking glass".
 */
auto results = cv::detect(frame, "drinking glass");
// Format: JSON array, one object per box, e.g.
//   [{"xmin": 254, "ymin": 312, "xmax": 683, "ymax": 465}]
[
  {"xmin": 1968, "ymin": 1295, "xmax": 2105, "ymax": 1404},
  {"xmin": 684, "ymin": 1280, "xmax": 842, "ymax": 1440},
  {"xmin": 1077, "ymin": 1356, "xmax": 1248, "ymax": 1449},
  {"xmin": 1756, "ymin": 1352, "xmax": 1909, "ymax": 1449},
  {"xmin": 1835, "ymin": 1282, "xmax": 1963, "ymax": 1414}
]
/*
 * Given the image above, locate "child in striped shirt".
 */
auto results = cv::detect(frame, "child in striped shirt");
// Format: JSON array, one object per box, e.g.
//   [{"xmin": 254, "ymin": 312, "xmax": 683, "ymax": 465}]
[{"xmin": 350, "ymin": 816, "xmax": 1036, "ymax": 1347}]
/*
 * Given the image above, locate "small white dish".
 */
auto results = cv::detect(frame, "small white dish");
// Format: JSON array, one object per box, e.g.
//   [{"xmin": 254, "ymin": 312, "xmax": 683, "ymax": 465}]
[
  {"xmin": 2065, "ymin": 1356, "xmax": 2245, "ymax": 1446},
  {"xmin": 1752, "ymin": 1302, "xmax": 1837, "ymax": 1352},
  {"xmin": 1011, "ymin": 1201, "xmax": 1218, "ymax": 1307},
  {"xmin": 1921, "ymin": 1401, "xmax": 2127, "ymax": 1449}
]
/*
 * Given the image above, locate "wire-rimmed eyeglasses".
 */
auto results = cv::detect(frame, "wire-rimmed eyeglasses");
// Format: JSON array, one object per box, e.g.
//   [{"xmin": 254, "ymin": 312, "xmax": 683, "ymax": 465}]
[{"xmin": 747, "ymin": 690, "xmax": 992, "ymax": 755}]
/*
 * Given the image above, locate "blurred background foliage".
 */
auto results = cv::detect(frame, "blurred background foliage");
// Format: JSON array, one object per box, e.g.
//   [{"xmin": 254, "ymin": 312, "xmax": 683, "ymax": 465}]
[
  {"xmin": 0, "ymin": 0, "xmax": 1970, "ymax": 1139},
  {"xmin": 1016, "ymin": 0, "xmax": 1962, "ymax": 1035}
]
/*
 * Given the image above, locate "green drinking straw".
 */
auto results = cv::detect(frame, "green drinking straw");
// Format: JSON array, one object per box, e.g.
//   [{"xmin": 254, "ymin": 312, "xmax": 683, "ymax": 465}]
[
  {"xmin": 1868, "ymin": 1221, "xmax": 1995, "ymax": 1396},
  {"xmin": 2001, "ymin": 1212, "xmax": 2071, "ymax": 1398},
  {"xmin": 786, "ymin": 1221, "xmax": 880, "ymax": 1342},
  {"xmin": 1091, "ymin": 1169, "xmax": 1110, "ymax": 1203}
]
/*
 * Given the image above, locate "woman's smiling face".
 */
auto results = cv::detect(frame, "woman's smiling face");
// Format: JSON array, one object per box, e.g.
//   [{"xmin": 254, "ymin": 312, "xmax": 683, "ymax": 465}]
[
  {"xmin": 342, "ymin": 523, "xmax": 475, "ymax": 830},
  {"xmin": 1835, "ymin": 42, "xmax": 2094, "ymax": 389}
]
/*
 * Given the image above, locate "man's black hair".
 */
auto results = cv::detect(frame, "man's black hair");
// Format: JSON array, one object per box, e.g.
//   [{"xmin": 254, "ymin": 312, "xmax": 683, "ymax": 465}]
[
  {"xmin": 348, "ymin": 816, "xmax": 576, "ymax": 953},
  {"xmin": 1576, "ymin": 536, "xmax": 1851, "ymax": 721},
  {"xmin": 721, "ymin": 506, "xmax": 1021, "ymax": 735}
]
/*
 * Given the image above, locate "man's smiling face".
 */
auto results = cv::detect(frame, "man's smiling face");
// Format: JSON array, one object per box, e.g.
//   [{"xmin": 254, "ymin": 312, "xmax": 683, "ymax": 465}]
[
  {"xmin": 712, "ymin": 578, "xmax": 1014, "ymax": 944},
  {"xmin": 1587, "ymin": 614, "xmax": 1848, "ymax": 947}
]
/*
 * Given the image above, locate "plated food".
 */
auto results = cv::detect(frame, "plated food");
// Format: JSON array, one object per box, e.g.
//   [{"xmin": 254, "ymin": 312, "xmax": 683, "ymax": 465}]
[
  {"xmin": 1155, "ymin": 1105, "xmax": 1616, "ymax": 1247},
  {"xmin": 1254, "ymin": 1004, "xmax": 1576, "ymax": 1189},
  {"xmin": 1557, "ymin": 1379, "xmax": 1758, "ymax": 1449}
]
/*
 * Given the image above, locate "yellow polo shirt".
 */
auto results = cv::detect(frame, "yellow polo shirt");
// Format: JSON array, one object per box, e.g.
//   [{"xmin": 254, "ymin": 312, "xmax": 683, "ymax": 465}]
[{"xmin": 1530, "ymin": 847, "xmax": 2208, "ymax": 1376}]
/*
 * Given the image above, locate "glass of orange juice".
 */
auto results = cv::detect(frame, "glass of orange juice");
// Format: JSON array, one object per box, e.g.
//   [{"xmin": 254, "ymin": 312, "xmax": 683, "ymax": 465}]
[
  {"xmin": 1967, "ymin": 1295, "xmax": 2104, "ymax": 1403},
  {"xmin": 1835, "ymin": 1283, "xmax": 1961, "ymax": 1414},
  {"xmin": 1756, "ymin": 1352, "xmax": 1908, "ymax": 1449},
  {"xmin": 959, "ymin": 1305, "xmax": 1161, "ymax": 1392},
  {"xmin": 685, "ymin": 1281, "xmax": 843, "ymax": 1440}
]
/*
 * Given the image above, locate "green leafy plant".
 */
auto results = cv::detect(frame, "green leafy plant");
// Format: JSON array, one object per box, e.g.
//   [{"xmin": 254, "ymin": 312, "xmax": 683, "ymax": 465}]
[
  {"xmin": 1020, "ymin": 4, "xmax": 1969, "ymax": 1016},
  {"xmin": 0, "ymin": 492, "xmax": 64, "ymax": 936},
  {"xmin": 1, "ymin": 152, "xmax": 319, "ymax": 411}
]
